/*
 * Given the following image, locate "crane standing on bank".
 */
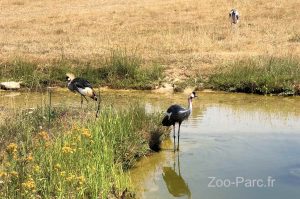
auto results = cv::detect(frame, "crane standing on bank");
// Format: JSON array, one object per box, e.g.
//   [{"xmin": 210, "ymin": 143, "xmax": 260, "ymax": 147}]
[{"xmin": 66, "ymin": 73, "xmax": 98, "ymax": 107}]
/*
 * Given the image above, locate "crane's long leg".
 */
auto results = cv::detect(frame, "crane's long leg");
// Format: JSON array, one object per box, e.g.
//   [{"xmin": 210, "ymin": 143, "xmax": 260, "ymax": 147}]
[
  {"xmin": 95, "ymin": 90, "xmax": 101, "ymax": 118},
  {"xmin": 177, "ymin": 123, "xmax": 181, "ymax": 151},
  {"xmin": 177, "ymin": 151, "xmax": 181, "ymax": 176},
  {"xmin": 80, "ymin": 95, "xmax": 89, "ymax": 108},
  {"xmin": 83, "ymin": 95, "xmax": 88, "ymax": 102},
  {"xmin": 173, "ymin": 124, "xmax": 176, "ymax": 152}
]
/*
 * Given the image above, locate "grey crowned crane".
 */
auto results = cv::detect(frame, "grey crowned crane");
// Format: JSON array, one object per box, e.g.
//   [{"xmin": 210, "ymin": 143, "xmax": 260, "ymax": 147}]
[
  {"xmin": 66, "ymin": 73, "xmax": 98, "ymax": 107},
  {"xmin": 162, "ymin": 92, "xmax": 197, "ymax": 151},
  {"xmin": 229, "ymin": 9, "xmax": 239, "ymax": 24}
]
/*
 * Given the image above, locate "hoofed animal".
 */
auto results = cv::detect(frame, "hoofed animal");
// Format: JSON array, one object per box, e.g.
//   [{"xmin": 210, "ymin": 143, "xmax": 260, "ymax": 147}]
[{"xmin": 229, "ymin": 9, "xmax": 239, "ymax": 24}]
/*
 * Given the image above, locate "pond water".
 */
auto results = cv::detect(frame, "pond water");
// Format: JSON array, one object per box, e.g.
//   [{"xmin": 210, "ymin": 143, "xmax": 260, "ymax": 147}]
[
  {"xmin": 1, "ymin": 90, "xmax": 300, "ymax": 199},
  {"xmin": 129, "ymin": 92, "xmax": 300, "ymax": 199}
]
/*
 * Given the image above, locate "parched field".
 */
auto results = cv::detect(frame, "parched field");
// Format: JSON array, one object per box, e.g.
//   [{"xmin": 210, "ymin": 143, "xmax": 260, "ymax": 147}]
[{"xmin": 1, "ymin": 0, "xmax": 300, "ymax": 80}]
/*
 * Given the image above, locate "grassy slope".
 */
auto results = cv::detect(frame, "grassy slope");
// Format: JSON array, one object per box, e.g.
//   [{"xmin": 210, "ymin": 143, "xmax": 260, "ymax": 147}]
[
  {"xmin": 0, "ymin": 51, "xmax": 164, "ymax": 90},
  {"xmin": 209, "ymin": 57, "xmax": 300, "ymax": 95},
  {"xmin": 1, "ymin": 0, "xmax": 299, "ymax": 81},
  {"xmin": 0, "ymin": 105, "xmax": 168, "ymax": 198}
]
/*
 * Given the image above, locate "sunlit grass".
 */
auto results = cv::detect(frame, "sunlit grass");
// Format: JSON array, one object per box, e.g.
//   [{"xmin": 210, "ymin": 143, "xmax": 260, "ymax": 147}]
[
  {"xmin": 0, "ymin": 50, "xmax": 164, "ymax": 90},
  {"xmin": 209, "ymin": 57, "xmax": 300, "ymax": 95},
  {"xmin": 1, "ymin": 0, "xmax": 299, "ymax": 78},
  {"xmin": 0, "ymin": 104, "xmax": 167, "ymax": 198}
]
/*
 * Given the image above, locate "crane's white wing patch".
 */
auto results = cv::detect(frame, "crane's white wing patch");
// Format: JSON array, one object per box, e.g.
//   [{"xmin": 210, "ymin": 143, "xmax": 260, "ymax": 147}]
[
  {"xmin": 78, "ymin": 87, "xmax": 93, "ymax": 97},
  {"xmin": 179, "ymin": 110, "xmax": 189, "ymax": 113}
]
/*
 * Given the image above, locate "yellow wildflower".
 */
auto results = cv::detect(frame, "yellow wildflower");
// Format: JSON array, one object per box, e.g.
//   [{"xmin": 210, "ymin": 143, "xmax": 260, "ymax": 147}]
[
  {"xmin": 60, "ymin": 171, "xmax": 66, "ymax": 177},
  {"xmin": 38, "ymin": 131, "xmax": 49, "ymax": 141},
  {"xmin": 6, "ymin": 143, "xmax": 17, "ymax": 154},
  {"xmin": 72, "ymin": 123, "xmax": 80, "ymax": 131},
  {"xmin": 22, "ymin": 178, "xmax": 36, "ymax": 190},
  {"xmin": 66, "ymin": 174, "xmax": 76, "ymax": 182},
  {"xmin": 77, "ymin": 176, "xmax": 85, "ymax": 185},
  {"xmin": 62, "ymin": 146, "xmax": 75, "ymax": 154},
  {"xmin": 33, "ymin": 165, "xmax": 41, "ymax": 173},
  {"xmin": 81, "ymin": 128, "xmax": 92, "ymax": 138},
  {"xmin": 54, "ymin": 163, "xmax": 61, "ymax": 171},
  {"xmin": 10, "ymin": 171, "xmax": 18, "ymax": 178},
  {"xmin": 26, "ymin": 153, "xmax": 34, "ymax": 162},
  {"xmin": 0, "ymin": 171, "xmax": 7, "ymax": 178}
]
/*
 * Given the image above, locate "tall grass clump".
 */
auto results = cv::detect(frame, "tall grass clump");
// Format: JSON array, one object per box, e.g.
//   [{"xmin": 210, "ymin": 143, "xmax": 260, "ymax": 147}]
[
  {"xmin": 0, "ymin": 50, "xmax": 164, "ymax": 90},
  {"xmin": 209, "ymin": 57, "xmax": 300, "ymax": 95},
  {"xmin": 0, "ymin": 59, "xmax": 73, "ymax": 89},
  {"xmin": 0, "ymin": 59, "xmax": 43, "ymax": 89},
  {"xmin": 0, "ymin": 106, "xmax": 67, "ymax": 151},
  {"xmin": 98, "ymin": 50, "xmax": 164, "ymax": 89},
  {"xmin": 0, "ymin": 104, "xmax": 167, "ymax": 198}
]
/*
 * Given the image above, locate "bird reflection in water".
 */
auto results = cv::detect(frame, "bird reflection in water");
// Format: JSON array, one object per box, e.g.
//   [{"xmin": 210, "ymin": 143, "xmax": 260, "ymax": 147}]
[{"xmin": 162, "ymin": 152, "xmax": 191, "ymax": 198}]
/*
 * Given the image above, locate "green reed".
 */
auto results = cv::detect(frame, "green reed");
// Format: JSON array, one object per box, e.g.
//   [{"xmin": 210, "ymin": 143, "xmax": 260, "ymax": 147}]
[
  {"xmin": 209, "ymin": 57, "xmax": 300, "ymax": 95},
  {"xmin": 0, "ymin": 104, "xmax": 167, "ymax": 198}
]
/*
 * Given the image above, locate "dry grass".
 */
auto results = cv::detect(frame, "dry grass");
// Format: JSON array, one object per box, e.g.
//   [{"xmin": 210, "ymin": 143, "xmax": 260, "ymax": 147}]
[{"xmin": 1, "ymin": 0, "xmax": 300, "ymax": 81}]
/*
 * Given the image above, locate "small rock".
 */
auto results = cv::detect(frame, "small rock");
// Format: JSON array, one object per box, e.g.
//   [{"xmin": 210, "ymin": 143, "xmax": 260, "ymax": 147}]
[{"xmin": 0, "ymin": 81, "xmax": 22, "ymax": 90}]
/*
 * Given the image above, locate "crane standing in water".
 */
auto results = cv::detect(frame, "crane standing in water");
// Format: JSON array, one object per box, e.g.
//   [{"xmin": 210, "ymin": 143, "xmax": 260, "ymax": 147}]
[
  {"xmin": 162, "ymin": 92, "xmax": 197, "ymax": 151},
  {"xmin": 66, "ymin": 73, "xmax": 98, "ymax": 107}
]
